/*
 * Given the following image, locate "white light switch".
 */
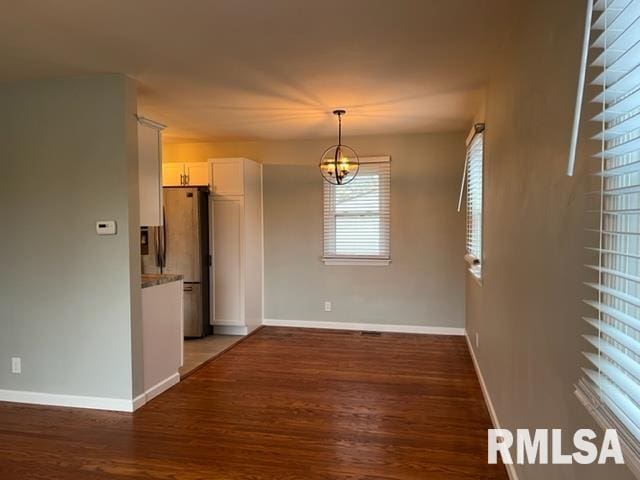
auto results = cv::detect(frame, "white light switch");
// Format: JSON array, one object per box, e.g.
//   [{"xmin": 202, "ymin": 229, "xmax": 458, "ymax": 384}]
[
  {"xmin": 324, "ymin": 301, "xmax": 332, "ymax": 312},
  {"xmin": 96, "ymin": 220, "xmax": 117, "ymax": 235}
]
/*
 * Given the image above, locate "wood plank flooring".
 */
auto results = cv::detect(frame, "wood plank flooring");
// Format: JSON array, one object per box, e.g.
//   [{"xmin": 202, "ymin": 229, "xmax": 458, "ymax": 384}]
[{"xmin": 0, "ymin": 327, "xmax": 506, "ymax": 479}]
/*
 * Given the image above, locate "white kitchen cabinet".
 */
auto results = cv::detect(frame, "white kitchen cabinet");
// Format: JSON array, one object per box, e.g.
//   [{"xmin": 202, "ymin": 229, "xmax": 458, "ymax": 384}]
[
  {"xmin": 162, "ymin": 163, "xmax": 184, "ymax": 187},
  {"xmin": 210, "ymin": 158, "xmax": 244, "ymax": 195},
  {"xmin": 138, "ymin": 117, "xmax": 165, "ymax": 226},
  {"xmin": 212, "ymin": 199, "xmax": 242, "ymax": 326},
  {"xmin": 209, "ymin": 158, "xmax": 263, "ymax": 335},
  {"xmin": 185, "ymin": 163, "xmax": 209, "ymax": 186},
  {"xmin": 162, "ymin": 162, "xmax": 209, "ymax": 187}
]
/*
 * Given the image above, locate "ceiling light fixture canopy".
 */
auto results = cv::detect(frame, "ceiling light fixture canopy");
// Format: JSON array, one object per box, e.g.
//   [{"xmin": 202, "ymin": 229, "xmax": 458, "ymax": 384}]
[{"xmin": 319, "ymin": 109, "xmax": 359, "ymax": 185}]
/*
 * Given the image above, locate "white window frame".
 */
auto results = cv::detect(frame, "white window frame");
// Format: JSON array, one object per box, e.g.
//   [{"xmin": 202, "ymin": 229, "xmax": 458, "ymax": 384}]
[
  {"xmin": 322, "ymin": 156, "xmax": 391, "ymax": 266},
  {"xmin": 459, "ymin": 124, "xmax": 485, "ymax": 282}
]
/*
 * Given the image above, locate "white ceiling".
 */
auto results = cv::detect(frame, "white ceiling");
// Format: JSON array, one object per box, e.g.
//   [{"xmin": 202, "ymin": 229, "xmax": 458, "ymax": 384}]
[{"xmin": 0, "ymin": 0, "xmax": 515, "ymax": 142}]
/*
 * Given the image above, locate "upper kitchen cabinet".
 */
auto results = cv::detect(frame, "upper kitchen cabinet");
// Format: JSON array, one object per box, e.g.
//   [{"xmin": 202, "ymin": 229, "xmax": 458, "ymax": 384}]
[
  {"xmin": 138, "ymin": 116, "xmax": 166, "ymax": 226},
  {"xmin": 209, "ymin": 158, "xmax": 246, "ymax": 196},
  {"xmin": 162, "ymin": 163, "xmax": 184, "ymax": 187},
  {"xmin": 186, "ymin": 163, "xmax": 209, "ymax": 186},
  {"xmin": 163, "ymin": 162, "xmax": 209, "ymax": 187}
]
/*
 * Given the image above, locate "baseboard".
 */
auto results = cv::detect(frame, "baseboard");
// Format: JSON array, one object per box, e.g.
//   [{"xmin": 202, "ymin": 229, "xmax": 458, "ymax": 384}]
[
  {"xmin": 464, "ymin": 332, "xmax": 519, "ymax": 480},
  {"xmin": 0, "ymin": 388, "xmax": 136, "ymax": 412},
  {"xmin": 213, "ymin": 325, "xmax": 248, "ymax": 335},
  {"xmin": 132, "ymin": 372, "xmax": 181, "ymax": 411},
  {"xmin": 0, "ymin": 372, "xmax": 181, "ymax": 413},
  {"xmin": 262, "ymin": 319, "xmax": 464, "ymax": 336},
  {"xmin": 144, "ymin": 372, "xmax": 181, "ymax": 404},
  {"xmin": 132, "ymin": 392, "xmax": 146, "ymax": 411},
  {"xmin": 246, "ymin": 323, "xmax": 261, "ymax": 335}
]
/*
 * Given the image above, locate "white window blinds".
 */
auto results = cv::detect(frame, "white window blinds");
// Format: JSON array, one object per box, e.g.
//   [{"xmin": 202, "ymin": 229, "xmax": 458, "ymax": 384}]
[
  {"xmin": 323, "ymin": 157, "xmax": 390, "ymax": 264},
  {"xmin": 465, "ymin": 129, "xmax": 484, "ymax": 277},
  {"xmin": 575, "ymin": 0, "xmax": 640, "ymax": 467}
]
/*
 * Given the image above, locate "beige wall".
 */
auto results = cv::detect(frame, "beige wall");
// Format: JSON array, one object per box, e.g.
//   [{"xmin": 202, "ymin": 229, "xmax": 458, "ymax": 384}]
[
  {"xmin": 165, "ymin": 132, "xmax": 466, "ymax": 328},
  {"xmin": 0, "ymin": 75, "xmax": 142, "ymax": 401},
  {"xmin": 466, "ymin": 0, "xmax": 633, "ymax": 478}
]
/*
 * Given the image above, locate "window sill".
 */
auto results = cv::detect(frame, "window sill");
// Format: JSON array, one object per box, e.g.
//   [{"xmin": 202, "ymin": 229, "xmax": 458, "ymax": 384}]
[
  {"xmin": 467, "ymin": 267, "xmax": 483, "ymax": 286},
  {"xmin": 322, "ymin": 258, "xmax": 391, "ymax": 266},
  {"xmin": 575, "ymin": 379, "xmax": 640, "ymax": 478},
  {"xmin": 464, "ymin": 254, "xmax": 482, "ymax": 285}
]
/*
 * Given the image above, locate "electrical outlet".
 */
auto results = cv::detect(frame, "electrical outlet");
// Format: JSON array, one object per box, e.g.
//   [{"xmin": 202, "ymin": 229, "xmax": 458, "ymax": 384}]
[
  {"xmin": 324, "ymin": 301, "xmax": 332, "ymax": 312},
  {"xmin": 475, "ymin": 332, "xmax": 480, "ymax": 349},
  {"xmin": 11, "ymin": 357, "xmax": 21, "ymax": 374}
]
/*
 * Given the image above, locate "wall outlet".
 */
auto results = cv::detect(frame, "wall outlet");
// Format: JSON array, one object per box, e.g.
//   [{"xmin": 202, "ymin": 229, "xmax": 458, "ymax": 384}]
[
  {"xmin": 324, "ymin": 301, "xmax": 332, "ymax": 312},
  {"xmin": 475, "ymin": 332, "xmax": 480, "ymax": 349},
  {"xmin": 11, "ymin": 357, "xmax": 21, "ymax": 374}
]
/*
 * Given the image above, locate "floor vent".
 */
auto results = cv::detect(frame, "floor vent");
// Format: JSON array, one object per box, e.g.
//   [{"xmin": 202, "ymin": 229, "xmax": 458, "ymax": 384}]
[{"xmin": 359, "ymin": 331, "xmax": 382, "ymax": 336}]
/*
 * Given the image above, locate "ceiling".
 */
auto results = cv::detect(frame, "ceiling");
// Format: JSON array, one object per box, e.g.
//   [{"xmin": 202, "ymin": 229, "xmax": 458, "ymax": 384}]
[{"xmin": 0, "ymin": 0, "xmax": 515, "ymax": 142}]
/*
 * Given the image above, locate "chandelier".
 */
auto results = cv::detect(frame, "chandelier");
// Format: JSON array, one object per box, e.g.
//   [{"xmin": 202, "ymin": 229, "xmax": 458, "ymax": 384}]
[{"xmin": 319, "ymin": 109, "xmax": 359, "ymax": 185}]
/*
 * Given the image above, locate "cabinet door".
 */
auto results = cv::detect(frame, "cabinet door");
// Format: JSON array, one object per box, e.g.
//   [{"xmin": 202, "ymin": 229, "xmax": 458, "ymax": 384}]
[
  {"xmin": 138, "ymin": 124, "xmax": 163, "ymax": 226},
  {"xmin": 210, "ymin": 159, "xmax": 244, "ymax": 196},
  {"xmin": 185, "ymin": 162, "xmax": 209, "ymax": 187},
  {"xmin": 213, "ymin": 198, "xmax": 243, "ymax": 325},
  {"xmin": 163, "ymin": 163, "xmax": 184, "ymax": 187}
]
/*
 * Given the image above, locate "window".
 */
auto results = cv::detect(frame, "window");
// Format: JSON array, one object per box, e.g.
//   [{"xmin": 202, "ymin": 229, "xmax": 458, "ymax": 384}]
[
  {"xmin": 323, "ymin": 157, "xmax": 390, "ymax": 265},
  {"xmin": 461, "ymin": 126, "xmax": 484, "ymax": 278},
  {"xmin": 574, "ymin": 0, "xmax": 640, "ymax": 469}
]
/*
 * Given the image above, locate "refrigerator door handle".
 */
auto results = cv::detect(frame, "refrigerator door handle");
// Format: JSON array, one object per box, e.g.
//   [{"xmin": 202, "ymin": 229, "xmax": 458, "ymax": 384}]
[
  {"xmin": 154, "ymin": 227, "xmax": 161, "ymax": 268},
  {"xmin": 161, "ymin": 206, "xmax": 167, "ymax": 268}
]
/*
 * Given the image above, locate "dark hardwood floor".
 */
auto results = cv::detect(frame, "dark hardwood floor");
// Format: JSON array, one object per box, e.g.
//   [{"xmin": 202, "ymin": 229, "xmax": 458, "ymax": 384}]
[{"xmin": 0, "ymin": 327, "xmax": 506, "ymax": 479}]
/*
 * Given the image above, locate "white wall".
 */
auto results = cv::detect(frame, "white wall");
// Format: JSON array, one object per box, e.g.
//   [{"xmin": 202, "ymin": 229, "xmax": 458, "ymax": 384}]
[
  {"xmin": 165, "ymin": 132, "xmax": 466, "ymax": 329},
  {"xmin": 0, "ymin": 75, "xmax": 142, "ymax": 404}
]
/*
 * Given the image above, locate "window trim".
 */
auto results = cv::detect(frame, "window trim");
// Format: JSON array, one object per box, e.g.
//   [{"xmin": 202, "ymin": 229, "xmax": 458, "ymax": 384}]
[
  {"xmin": 322, "ymin": 156, "xmax": 391, "ymax": 266},
  {"xmin": 322, "ymin": 258, "xmax": 391, "ymax": 266},
  {"xmin": 462, "ymin": 124, "xmax": 485, "ymax": 282}
]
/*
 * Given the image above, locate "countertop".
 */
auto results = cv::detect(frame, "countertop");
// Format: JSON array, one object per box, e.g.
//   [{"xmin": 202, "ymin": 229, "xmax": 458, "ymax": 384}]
[{"xmin": 141, "ymin": 273, "xmax": 184, "ymax": 289}]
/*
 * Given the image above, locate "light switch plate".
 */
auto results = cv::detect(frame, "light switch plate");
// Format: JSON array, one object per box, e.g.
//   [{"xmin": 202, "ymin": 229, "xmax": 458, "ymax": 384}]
[{"xmin": 96, "ymin": 220, "xmax": 117, "ymax": 235}]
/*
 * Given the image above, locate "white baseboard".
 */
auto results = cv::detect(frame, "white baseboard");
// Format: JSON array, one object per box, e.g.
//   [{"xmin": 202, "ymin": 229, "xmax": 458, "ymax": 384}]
[
  {"xmin": 263, "ymin": 319, "xmax": 464, "ymax": 336},
  {"xmin": 464, "ymin": 332, "xmax": 519, "ymax": 480},
  {"xmin": 132, "ymin": 392, "xmax": 146, "ymax": 411},
  {"xmin": 0, "ymin": 372, "xmax": 181, "ymax": 413},
  {"xmin": 132, "ymin": 372, "xmax": 181, "ymax": 411},
  {"xmin": 213, "ymin": 325, "xmax": 248, "ymax": 335},
  {"xmin": 0, "ymin": 388, "xmax": 136, "ymax": 412},
  {"xmin": 246, "ymin": 323, "xmax": 261, "ymax": 335}
]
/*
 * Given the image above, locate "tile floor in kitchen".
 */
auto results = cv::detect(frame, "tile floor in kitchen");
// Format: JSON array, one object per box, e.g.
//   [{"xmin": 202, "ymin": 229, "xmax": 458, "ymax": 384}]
[{"xmin": 180, "ymin": 334, "xmax": 244, "ymax": 377}]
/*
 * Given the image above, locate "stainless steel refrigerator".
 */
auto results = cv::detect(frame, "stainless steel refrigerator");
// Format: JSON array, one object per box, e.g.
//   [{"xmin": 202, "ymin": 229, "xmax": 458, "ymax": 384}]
[{"xmin": 142, "ymin": 187, "xmax": 212, "ymax": 338}]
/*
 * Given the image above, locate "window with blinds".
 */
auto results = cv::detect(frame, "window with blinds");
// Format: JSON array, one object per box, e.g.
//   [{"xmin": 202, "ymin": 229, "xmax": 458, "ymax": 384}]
[
  {"xmin": 575, "ymin": 0, "xmax": 640, "ymax": 466},
  {"xmin": 465, "ymin": 130, "xmax": 484, "ymax": 278},
  {"xmin": 323, "ymin": 157, "xmax": 390, "ymax": 265}
]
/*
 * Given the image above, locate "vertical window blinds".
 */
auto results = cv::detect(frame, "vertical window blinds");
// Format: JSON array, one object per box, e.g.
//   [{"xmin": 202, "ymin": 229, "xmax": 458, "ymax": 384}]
[
  {"xmin": 465, "ymin": 130, "xmax": 484, "ymax": 277},
  {"xmin": 323, "ymin": 157, "xmax": 390, "ymax": 263},
  {"xmin": 575, "ymin": 0, "xmax": 640, "ymax": 465}
]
